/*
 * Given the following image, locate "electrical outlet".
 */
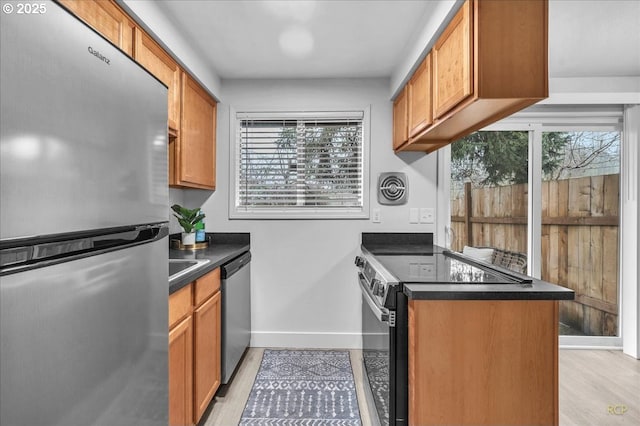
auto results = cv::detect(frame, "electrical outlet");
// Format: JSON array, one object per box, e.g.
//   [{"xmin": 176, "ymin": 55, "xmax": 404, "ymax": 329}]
[
  {"xmin": 420, "ymin": 208, "xmax": 435, "ymax": 223},
  {"xmin": 372, "ymin": 208, "xmax": 381, "ymax": 223},
  {"xmin": 409, "ymin": 208, "xmax": 419, "ymax": 224}
]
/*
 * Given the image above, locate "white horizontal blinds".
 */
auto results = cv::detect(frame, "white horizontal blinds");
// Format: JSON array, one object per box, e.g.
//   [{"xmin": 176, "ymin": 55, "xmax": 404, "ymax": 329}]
[{"xmin": 236, "ymin": 112, "xmax": 364, "ymax": 210}]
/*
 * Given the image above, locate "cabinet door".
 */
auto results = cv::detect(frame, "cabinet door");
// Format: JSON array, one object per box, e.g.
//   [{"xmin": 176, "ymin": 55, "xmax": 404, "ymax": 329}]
[
  {"xmin": 134, "ymin": 28, "xmax": 181, "ymax": 130},
  {"xmin": 433, "ymin": 0, "xmax": 472, "ymax": 119},
  {"xmin": 193, "ymin": 291, "xmax": 221, "ymax": 423},
  {"xmin": 169, "ymin": 316, "xmax": 193, "ymax": 426},
  {"xmin": 169, "ymin": 284, "xmax": 192, "ymax": 329},
  {"xmin": 408, "ymin": 54, "xmax": 433, "ymax": 138},
  {"xmin": 194, "ymin": 268, "xmax": 221, "ymax": 307},
  {"xmin": 393, "ymin": 86, "xmax": 408, "ymax": 150},
  {"xmin": 58, "ymin": 0, "xmax": 134, "ymax": 56},
  {"xmin": 178, "ymin": 73, "xmax": 217, "ymax": 189},
  {"xmin": 409, "ymin": 300, "xmax": 559, "ymax": 426},
  {"xmin": 169, "ymin": 133, "xmax": 177, "ymax": 186}
]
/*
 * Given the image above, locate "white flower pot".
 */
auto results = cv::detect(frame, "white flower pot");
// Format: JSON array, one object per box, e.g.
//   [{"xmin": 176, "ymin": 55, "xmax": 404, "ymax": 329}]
[{"xmin": 181, "ymin": 232, "xmax": 196, "ymax": 246}]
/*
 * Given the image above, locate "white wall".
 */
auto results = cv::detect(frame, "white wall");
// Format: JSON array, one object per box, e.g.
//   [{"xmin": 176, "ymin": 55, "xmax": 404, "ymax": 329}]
[
  {"xmin": 542, "ymin": 77, "xmax": 640, "ymax": 105},
  {"xmin": 184, "ymin": 78, "xmax": 438, "ymax": 348},
  {"xmin": 168, "ymin": 188, "xmax": 185, "ymax": 235}
]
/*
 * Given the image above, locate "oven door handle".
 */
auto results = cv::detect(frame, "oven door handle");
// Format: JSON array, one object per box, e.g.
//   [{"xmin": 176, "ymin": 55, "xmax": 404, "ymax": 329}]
[{"xmin": 358, "ymin": 273, "xmax": 391, "ymax": 324}]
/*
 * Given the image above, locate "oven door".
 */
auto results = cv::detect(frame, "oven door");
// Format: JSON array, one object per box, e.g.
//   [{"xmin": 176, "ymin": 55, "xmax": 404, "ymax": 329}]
[{"xmin": 359, "ymin": 273, "xmax": 393, "ymax": 426}]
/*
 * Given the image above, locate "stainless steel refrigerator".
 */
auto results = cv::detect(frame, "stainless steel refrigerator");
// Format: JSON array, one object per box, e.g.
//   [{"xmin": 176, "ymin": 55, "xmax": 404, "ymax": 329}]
[{"xmin": 1, "ymin": 2, "xmax": 169, "ymax": 425}]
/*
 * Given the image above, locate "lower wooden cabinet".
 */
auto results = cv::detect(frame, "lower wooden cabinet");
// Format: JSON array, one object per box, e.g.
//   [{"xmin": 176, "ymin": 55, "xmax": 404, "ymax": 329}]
[
  {"xmin": 408, "ymin": 299, "xmax": 559, "ymax": 426},
  {"xmin": 169, "ymin": 316, "xmax": 193, "ymax": 426},
  {"xmin": 193, "ymin": 291, "xmax": 221, "ymax": 421},
  {"xmin": 168, "ymin": 268, "xmax": 221, "ymax": 426}
]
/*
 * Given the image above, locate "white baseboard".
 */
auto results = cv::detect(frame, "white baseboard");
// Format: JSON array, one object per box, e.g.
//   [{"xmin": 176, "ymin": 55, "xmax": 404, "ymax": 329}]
[
  {"xmin": 559, "ymin": 335, "xmax": 622, "ymax": 349},
  {"xmin": 250, "ymin": 331, "xmax": 362, "ymax": 349}
]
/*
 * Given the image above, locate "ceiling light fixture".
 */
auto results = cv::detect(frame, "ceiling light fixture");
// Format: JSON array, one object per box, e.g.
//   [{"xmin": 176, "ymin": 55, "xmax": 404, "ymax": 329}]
[{"xmin": 279, "ymin": 25, "xmax": 314, "ymax": 58}]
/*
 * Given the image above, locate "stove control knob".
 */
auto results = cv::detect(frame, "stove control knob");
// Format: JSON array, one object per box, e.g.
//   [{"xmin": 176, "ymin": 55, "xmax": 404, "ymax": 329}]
[
  {"xmin": 374, "ymin": 284, "xmax": 386, "ymax": 297},
  {"xmin": 354, "ymin": 256, "xmax": 365, "ymax": 267}
]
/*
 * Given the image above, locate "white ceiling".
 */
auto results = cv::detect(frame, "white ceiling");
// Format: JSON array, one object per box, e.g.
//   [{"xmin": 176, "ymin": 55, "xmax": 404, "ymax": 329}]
[
  {"xmin": 548, "ymin": 0, "xmax": 640, "ymax": 78},
  {"xmin": 155, "ymin": 0, "xmax": 640, "ymax": 81},
  {"xmin": 156, "ymin": 0, "xmax": 437, "ymax": 79}
]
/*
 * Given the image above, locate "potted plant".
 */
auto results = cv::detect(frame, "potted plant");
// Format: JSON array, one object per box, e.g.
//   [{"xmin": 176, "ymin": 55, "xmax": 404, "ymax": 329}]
[{"xmin": 171, "ymin": 204, "xmax": 205, "ymax": 246}]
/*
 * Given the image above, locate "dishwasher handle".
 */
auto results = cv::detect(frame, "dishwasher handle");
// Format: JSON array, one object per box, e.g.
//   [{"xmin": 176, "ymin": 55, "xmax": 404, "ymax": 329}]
[{"xmin": 221, "ymin": 251, "xmax": 251, "ymax": 278}]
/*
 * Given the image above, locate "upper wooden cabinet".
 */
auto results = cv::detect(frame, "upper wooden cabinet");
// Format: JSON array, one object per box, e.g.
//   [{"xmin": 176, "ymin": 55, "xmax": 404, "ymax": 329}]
[
  {"xmin": 134, "ymin": 28, "xmax": 181, "ymax": 131},
  {"xmin": 408, "ymin": 54, "xmax": 433, "ymax": 138},
  {"xmin": 59, "ymin": 0, "xmax": 218, "ymax": 190},
  {"xmin": 135, "ymin": 37, "xmax": 216, "ymax": 190},
  {"xmin": 58, "ymin": 0, "xmax": 134, "ymax": 56},
  {"xmin": 175, "ymin": 73, "xmax": 217, "ymax": 190},
  {"xmin": 392, "ymin": 87, "xmax": 408, "ymax": 150},
  {"xmin": 395, "ymin": 0, "xmax": 548, "ymax": 153},
  {"xmin": 433, "ymin": 2, "xmax": 472, "ymax": 119}
]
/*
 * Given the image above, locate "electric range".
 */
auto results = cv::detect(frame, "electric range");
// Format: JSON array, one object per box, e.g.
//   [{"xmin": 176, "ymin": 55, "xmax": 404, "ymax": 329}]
[{"xmin": 356, "ymin": 233, "xmax": 529, "ymax": 426}]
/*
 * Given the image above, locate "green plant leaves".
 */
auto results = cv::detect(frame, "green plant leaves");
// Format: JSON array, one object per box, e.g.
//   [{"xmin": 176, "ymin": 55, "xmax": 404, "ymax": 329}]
[{"xmin": 171, "ymin": 204, "xmax": 205, "ymax": 233}]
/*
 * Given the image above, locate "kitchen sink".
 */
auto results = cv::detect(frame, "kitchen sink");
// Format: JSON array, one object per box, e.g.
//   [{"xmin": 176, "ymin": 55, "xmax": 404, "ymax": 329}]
[{"xmin": 169, "ymin": 259, "xmax": 210, "ymax": 282}]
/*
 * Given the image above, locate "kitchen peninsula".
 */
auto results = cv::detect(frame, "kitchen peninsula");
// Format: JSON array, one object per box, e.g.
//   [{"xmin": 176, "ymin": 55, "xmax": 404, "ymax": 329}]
[{"xmin": 358, "ymin": 233, "xmax": 573, "ymax": 426}]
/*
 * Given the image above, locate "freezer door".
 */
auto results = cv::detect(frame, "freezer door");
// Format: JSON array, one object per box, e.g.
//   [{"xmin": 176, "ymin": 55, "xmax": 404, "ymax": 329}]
[
  {"xmin": 0, "ymin": 237, "xmax": 169, "ymax": 426},
  {"xmin": 0, "ymin": 1, "xmax": 168, "ymax": 240}
]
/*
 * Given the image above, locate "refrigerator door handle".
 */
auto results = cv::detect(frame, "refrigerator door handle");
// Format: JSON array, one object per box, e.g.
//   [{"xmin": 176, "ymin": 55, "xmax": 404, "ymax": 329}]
[{"xmin": 1, "ymin": 223, "xmax": 168, "ymax": 275}]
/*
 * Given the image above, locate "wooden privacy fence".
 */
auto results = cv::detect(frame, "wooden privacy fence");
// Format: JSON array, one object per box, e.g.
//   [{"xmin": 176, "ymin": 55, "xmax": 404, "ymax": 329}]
[{"xmin": 451, "ymin": 174, "xmax": 619, "ymax": 336}]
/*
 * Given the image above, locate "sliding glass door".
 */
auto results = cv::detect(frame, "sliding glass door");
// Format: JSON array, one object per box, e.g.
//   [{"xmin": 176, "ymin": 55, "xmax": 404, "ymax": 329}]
[
  {"xmin": 448, "ymin": 107, "xmax": 623, "ymax": 343},
  {"xmin": 541, "ymin": 130, "xmax": 621, "ymax": 337},
  {"xmin": 450, "ymin": 131, "xmax": 529, "ymax": 272}
]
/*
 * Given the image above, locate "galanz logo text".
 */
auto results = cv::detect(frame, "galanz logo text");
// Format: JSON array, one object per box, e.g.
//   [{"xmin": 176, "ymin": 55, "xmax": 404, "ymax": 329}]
[{"xmin": 88, "ymin": 46, "xmax": 110, "ymax": 65}]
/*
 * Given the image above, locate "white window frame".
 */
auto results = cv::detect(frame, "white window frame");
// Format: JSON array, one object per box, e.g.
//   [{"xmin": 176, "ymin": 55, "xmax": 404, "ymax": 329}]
[{"xmin": 228, "ymin": 107, "xmax": 370, "ymax": 220}]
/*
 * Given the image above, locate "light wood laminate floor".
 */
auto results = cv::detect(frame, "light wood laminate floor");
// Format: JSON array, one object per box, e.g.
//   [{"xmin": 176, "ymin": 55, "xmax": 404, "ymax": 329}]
[
  {"xmin": 202, "ymin": 348, "xmax": 639, "ymax": 426},
  {"xmin": 559, "ymin": 349, "xmax": 639, "ymax": 426}
]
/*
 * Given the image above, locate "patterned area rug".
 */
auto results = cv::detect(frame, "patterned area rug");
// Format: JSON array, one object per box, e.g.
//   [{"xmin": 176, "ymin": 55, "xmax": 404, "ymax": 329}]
[
  {"xmin": 362, "ymin": 350, "xmax": 389, "ymax": 426},
  {"xmin": 239, "ymin": 349, "xmax": 362, "ymax": 425}
]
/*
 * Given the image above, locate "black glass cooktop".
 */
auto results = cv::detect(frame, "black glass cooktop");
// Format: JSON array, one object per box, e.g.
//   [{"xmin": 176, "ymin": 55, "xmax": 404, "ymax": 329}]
[{"xmin": 373, "ymin": 252, "xmax": 525, "ymax": 284}]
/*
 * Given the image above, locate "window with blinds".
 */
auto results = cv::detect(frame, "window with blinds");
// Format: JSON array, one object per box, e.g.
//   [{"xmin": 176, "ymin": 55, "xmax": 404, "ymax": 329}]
[{"xmin": 231, "ymin": 110, "xmax": 369, "ymax": 219}]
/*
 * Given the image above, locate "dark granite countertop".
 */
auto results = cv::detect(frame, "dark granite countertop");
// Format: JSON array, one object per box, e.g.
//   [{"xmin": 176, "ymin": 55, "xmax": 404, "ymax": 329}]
[
  {"xmin": 403, "ymin": 281, "xmax": 574, "ymax": 300},
  {"xmin": 169, "ymin": 233, "xmax": 250, "ymax": 294},
  {"xmin": 361, "ymin": 232, "xmax": 442, "ymax": 255},
  {"xmin": 361, "ymin": 232, "xmax": 574, "ymax": 301}
]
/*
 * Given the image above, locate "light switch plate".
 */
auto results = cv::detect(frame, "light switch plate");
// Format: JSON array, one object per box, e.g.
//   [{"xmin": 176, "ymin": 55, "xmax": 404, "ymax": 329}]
[
  {"xmin": 409, "ymin": 208, "xmax": 419, "ymax": 224},
  {"xmin": 420, "ymin": 208, "xmax": 435, "ymax": 223},
  {"xmin": 372, "ymin": 208, "xmax": 381, "ymax": 223}
]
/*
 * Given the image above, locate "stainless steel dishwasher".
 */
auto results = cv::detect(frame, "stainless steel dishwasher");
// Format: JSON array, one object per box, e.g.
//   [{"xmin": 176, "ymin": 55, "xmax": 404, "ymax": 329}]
[{"xmin": 220, "ymin": 251, "xmax": 251, "ymax": 385}]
